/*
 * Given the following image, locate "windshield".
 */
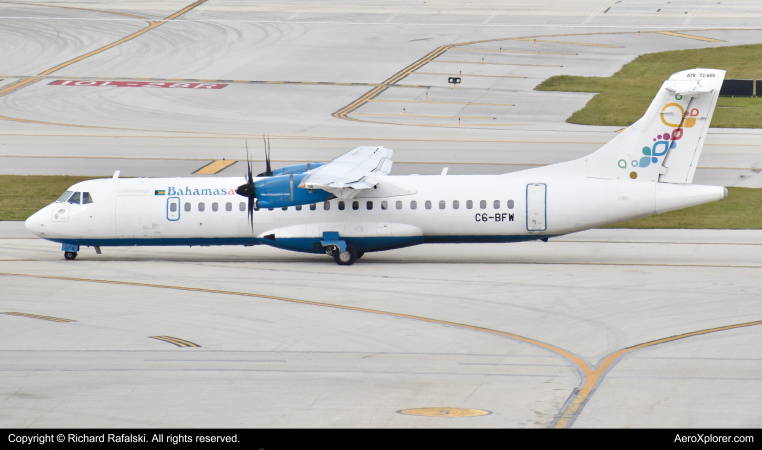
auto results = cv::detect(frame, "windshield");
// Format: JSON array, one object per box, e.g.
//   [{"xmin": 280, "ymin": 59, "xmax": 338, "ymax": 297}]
[{"xmin": 56, "ymin": 191, "xmax": 73, "ymax": 202}]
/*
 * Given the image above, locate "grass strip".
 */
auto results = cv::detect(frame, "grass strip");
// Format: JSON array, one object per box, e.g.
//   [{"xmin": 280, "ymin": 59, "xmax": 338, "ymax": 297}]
[
  {"xmin": 535, "ymin": 44, "xmax": 762, "ymax": 128},
  {"xmin": 605, "ymin": 187, "xmax": 762, "ymax": 229},
  {"xmin": 0, "ymin": 175, "xmax": 99, "ymax": 221}
]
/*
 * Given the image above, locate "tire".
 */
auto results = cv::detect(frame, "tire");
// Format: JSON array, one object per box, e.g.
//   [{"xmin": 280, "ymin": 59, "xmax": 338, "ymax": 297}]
[
  {"xmin": 356, "ymin": 251, "xmax": 365, "ymax": 260},
  {"xmin": 64, "ymin": 251, "xmax": 77, "ymax": 260},
  {"xmin": 332, "ymin": 245, "xmax": 357, "ymax": 266}
]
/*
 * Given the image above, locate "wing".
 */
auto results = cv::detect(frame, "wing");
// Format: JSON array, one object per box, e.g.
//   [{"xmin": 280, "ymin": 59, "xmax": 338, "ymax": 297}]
[{"xmin": 299, "ymin": 146, "xmax": 393, "ymax": 197}]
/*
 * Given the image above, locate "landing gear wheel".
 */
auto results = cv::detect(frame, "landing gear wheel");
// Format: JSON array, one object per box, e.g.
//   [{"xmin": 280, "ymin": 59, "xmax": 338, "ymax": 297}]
[
  {"xmin": 64, "ymin": 251, "xmax": 78, "ymax": 260},
  {"xmin": 356, "ymin": 251, "xmax": 365, "ymax": 260},
  {"xmin": 333, "ymin": 245, "xmax": 357, "ymax": 266}
]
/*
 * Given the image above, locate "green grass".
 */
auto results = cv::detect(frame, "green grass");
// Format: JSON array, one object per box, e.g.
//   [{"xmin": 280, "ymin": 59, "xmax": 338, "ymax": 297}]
[
  {"xmin": 0, "ymin": 175, "xmax": 99, "ymax": 221},
  {"xmin": 605, "ymin": 187, "xmax": 762, "ymax": 229},
  {"xmin": 2, "ymin": 176, "xmax": 760, "ymax": 229},
  {"xmin": 536, "ymin": 44, "xmax": 762, "ymax": 128}
]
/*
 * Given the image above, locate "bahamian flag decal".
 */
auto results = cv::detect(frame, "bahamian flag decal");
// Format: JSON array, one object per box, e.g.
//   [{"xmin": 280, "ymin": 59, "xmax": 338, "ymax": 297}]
[{"xmin": 155, "ymin": 190, "xmax": 166, "ymax": 195}]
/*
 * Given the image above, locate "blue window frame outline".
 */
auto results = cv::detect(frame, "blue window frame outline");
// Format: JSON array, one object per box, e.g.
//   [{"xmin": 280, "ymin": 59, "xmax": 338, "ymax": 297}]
[
  {"xmin": 167, "ymin": 196, "xmax": 180, "ymax": 221},
  {"xmin": 525, "ymin": 183, "xmax": 547, "ymax": 232}
]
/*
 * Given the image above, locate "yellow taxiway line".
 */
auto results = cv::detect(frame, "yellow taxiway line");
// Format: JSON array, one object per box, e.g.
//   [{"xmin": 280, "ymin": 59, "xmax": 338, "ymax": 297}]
[
  {"xmin": 2, "ymin": 311, "xmax": 75, "ymax": 322},
  {"xmin": 350, "ymin": 113, "xmax": 497, "ymax": 119},
  {"xmin": 656, "ymin": 31, "xmax": 724, "ymax": 42},
  {"xmin": 0, "ymin": 0, "xmax": 211, "ymax": 100},
  {"xmin": 193, "ymin": 159, "xmax": 238, "ymax": 174},
  {"xmin": 4, "ymin": 271, "xmax": 759, "ymax": 427},
  {"xmin": 149, "ymin": 335, "xmax": 201, "ymax": 348}
]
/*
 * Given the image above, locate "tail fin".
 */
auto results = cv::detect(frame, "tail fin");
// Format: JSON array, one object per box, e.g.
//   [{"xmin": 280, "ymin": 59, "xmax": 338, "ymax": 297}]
[{"xmin": 585, "ymin": 68, "xmax": 724, "ymax": 183}]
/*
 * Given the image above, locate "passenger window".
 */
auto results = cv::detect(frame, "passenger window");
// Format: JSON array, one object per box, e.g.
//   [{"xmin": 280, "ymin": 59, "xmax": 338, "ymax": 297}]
[
  {"xmin": 425, "ymin": 200, "xmax": 432, "ymax": 210},
  {"xmin": 507, "ymin": 200, "xmax": 514, "ymax": 209},
  {"xmin": 68, "ymin": 192, "xmax": 81, "ymax": 204},
  {"xmin": 324, "ymin": 201, "xmax": 331, "ymax": 211},
  {"xmin": 352, "ymin": 201, "xmax": 359, "ymax": 210},
  {"xmin": 480, "ymin": 200, "xmax": 487, "ymax": 209},
  {"xmin": 339, "ymin": 201, "xmax": 345, "ymax": 210},
  {"xmin": 282, "ymin": 207, "xmax": 288, "ymax": 211},
  {"xmin": 212, "ymin": 202, "xmax": 219, "ymax": 212},
  {"xmin": 381, "ymin": 201, "xmax": 388, "ymax": 210},
  {"xmin": 239, "ymin": 202, "xmax": 246, "ymax": 211},
  {"xmin": 186, "ymin": 203, "xmax": 192, "ymax": 212},
  {"xmin": 453, "ymin": 200, "xmax": 459, "ymax": 209},
  {"xmin": 410, "ymin": 200, "xmax": 417, "ymax": 210},
  {"xmin": 366, "ymin": 201, "xmax": 373, "ymax": 210},
  {"xmin": 198, "ymin": 202, "xmax": 205, "ymax": 212},
  {"xmin": 83, "ymin": 192, "xmax": 93, "ymax": 204},
  {"xmin": 310, "ymin": 204, "xmax": 316, "ymax": 211},
  {"xmin": 493, "ymin": 200, "xmax": 500, "ymax": 209},
  {"xmin": 396, "ymin": 201, "xmax": 402, "ymax": 210},
  {"xmin": 56, "ymin": 191, "xmax": 73, "ymax": 202},
  {"xmin": 296, "ymin": 205, "xmax": 302, "ymax": 211},
  {"xmin": 466, "ymin": 200, "xmax": 473, "ymax": 209},
  {"xmin": 226, "ymin": 202, "xmax": 232, "ymax": 211},
  {"xmin": 439, "ymin": 200, "xmax": 446, "ymax": 209},
  {"xmin": 170, "ymin": 203, "xmax": 178, "ymax": 212}
]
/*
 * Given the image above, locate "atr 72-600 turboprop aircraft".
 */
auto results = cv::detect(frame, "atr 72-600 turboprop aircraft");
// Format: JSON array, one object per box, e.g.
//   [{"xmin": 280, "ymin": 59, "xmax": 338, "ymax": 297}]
[{"xmin": 26, "ymin": 69, "xmax": 728, "ymax": 265}]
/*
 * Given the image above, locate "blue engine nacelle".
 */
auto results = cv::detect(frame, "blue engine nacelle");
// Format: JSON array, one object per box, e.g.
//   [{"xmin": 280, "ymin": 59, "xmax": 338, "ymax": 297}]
[
  {"xmin": 255, "ymin": 172, "xmax": 332, "ymax": 209},
  {"xmin": 271, "ymin": 162, "xmax": 325, "ymax": 176}
]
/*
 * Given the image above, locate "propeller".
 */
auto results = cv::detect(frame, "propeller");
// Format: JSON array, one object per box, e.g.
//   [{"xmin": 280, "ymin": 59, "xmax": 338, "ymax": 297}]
[
  {"xmin": 257, "ymin": 135, "xmax": 273, "ymax": 177},
  {"xmin": 235, "ymin": 142, "xmax": 257, "ymax": 229}
]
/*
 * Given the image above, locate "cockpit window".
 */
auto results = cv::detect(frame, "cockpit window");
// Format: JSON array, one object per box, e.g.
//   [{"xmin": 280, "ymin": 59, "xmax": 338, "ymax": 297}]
[
  {"xmin": 68, "ymin": 192, "xmax": 81, "ymax": 204},
  {"xmin": 56, "ymin": 191, "xmax": 73, "ymax": 202},
  {"xmin": 83, "ymin": 192, "xmax": 93, "ymax": 204}
]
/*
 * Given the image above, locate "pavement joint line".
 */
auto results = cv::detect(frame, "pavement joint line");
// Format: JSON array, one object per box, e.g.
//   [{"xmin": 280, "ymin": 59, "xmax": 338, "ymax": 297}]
[
  {"xmin": 430, "ymin": 60, "xmax": 563, "ymax": 68},
  {"xmin": 368, "ymin": 100, "xmax": 514, "ymax": 106},
  {"xmin": 2, "ymin": 311, "xmax": 75, "ymax": 322},
  {"xmin": 2, "ymin": 272, "xmax": 760, "ymax": 427},
  {"xmin": 412, "ymin": 72, "xmax": 527, "ymax": 79},
  {"xmin": 450, "ymin": 48, "xmax": 577, "ymax": 55},
  {"xmin": 0, "ymin": 76, "xmax": 430, "ymax": 89},
  {"xmin": 509, "ymin": 38, "xmax": 623, "ymax": 48}
]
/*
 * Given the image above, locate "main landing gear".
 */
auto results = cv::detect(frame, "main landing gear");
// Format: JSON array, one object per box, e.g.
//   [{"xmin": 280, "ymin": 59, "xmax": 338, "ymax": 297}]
[
  {"xmin": 332, "ymin": 245, "xmax": 358, "ymax": 266},
  {"xmin": 64, "ymin": 251, "xmax": 78, "ymax": 260}
]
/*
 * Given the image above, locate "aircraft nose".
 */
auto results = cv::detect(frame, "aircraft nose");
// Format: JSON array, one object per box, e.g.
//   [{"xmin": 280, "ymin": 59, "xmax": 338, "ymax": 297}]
[{"xmin": 25, "ymin": 209, "xmax": 45, "ymax": 236}]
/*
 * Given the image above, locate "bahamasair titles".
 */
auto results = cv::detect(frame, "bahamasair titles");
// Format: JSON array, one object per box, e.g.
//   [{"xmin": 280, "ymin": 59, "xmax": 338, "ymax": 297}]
[{"xmin": 26, "ymin": 69, "xmax": 728, "ymax": 265}]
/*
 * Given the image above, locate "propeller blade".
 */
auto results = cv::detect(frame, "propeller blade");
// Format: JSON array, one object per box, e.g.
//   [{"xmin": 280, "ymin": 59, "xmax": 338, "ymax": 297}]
[
  {"xmin": 245, "ymin": 142, "xmax": 253, "ymax": 183},
  {"xmin": 265, "ymin": 135, "xmax": 273, "ymax": 177},
  {"xmin": 247, "ymin": 196, "xmax": 254, "ymax": 231}
]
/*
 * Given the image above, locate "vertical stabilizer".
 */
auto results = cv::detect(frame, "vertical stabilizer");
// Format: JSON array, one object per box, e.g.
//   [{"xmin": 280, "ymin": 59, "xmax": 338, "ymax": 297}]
[{"xmin": 586, "ymin": 68, "xmax": 724, "ymax": 183}]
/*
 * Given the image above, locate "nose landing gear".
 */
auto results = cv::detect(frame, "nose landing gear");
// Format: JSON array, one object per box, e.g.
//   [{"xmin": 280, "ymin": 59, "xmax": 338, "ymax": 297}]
[{"xmin": 64, "ymin": 251, "xmax": 78, "ymax": 260}]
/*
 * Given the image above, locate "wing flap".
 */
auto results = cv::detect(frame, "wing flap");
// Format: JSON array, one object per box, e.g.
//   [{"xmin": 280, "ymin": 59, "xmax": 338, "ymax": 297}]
[{"xmin": 300, "ymin": 146, "xmax": 394, "ymax": 191}]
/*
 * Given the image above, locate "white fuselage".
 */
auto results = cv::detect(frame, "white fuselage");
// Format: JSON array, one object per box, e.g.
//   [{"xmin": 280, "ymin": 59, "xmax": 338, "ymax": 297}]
[{"xmin": 25, "ymin": 160, "xmax": 727, "ymax": 254}]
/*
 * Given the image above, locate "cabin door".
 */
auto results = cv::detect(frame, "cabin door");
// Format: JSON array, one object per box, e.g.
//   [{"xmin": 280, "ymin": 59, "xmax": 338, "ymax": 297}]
[
  {"xmin": 526, "ymin": 183, "xmax": 547, "ymax": 232},
  {"xmin": 115, "ymin": 196, "xmax": 152, "ymax": 238}
]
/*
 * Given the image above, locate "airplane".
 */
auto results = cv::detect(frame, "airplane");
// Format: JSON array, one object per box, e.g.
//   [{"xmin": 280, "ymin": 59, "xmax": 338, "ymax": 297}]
[{"xmin": 25, "ymin": 68, "xmax": 728, "ymax": 266}]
